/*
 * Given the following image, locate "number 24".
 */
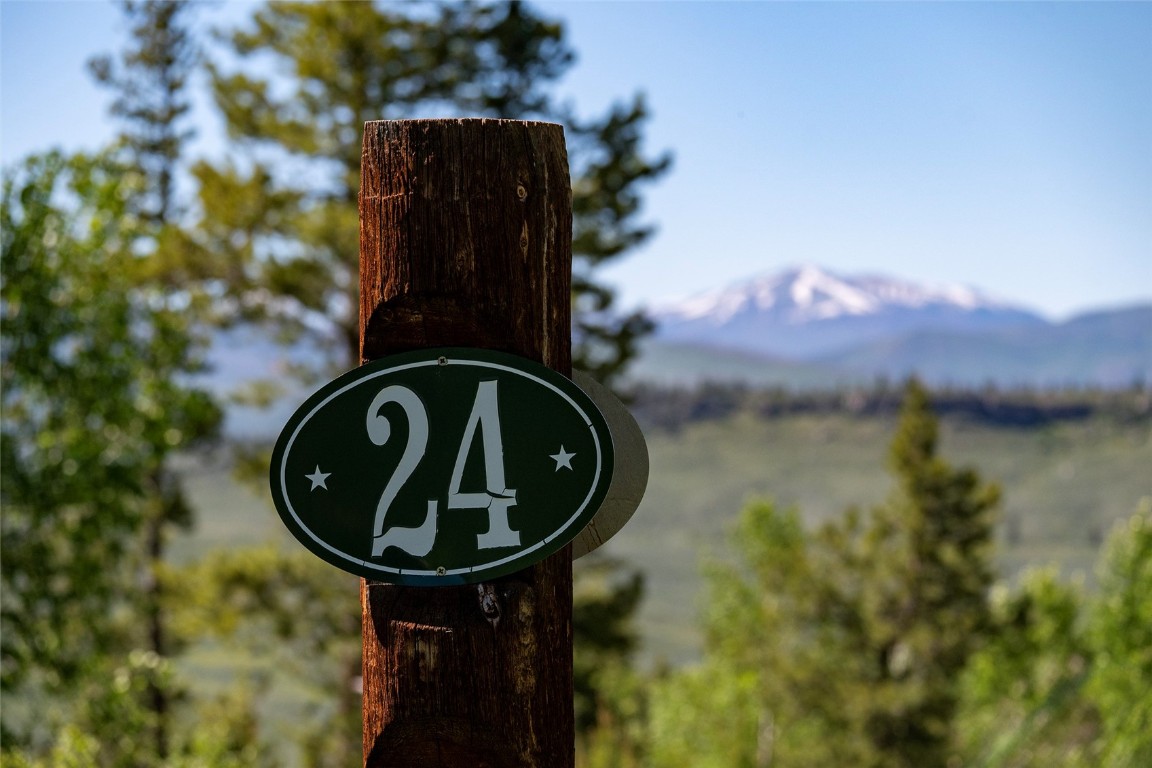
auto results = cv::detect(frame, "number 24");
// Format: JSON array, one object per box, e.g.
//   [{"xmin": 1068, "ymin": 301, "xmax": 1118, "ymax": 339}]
[{"xmin": 366, "ymin": 380, "xmax": 519, "ymax": 558}]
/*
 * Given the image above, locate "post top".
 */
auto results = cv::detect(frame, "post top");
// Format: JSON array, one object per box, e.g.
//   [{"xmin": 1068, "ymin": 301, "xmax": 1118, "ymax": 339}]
[{"xmin": 362, "ymin": 117, "xmax": 563, "ymax": 130}]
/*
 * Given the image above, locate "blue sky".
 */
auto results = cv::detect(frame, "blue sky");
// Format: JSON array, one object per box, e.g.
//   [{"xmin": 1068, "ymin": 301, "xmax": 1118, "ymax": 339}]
[{"xmin": 3, "ymin": 1, "xmax": 1150, "ymax": 319}]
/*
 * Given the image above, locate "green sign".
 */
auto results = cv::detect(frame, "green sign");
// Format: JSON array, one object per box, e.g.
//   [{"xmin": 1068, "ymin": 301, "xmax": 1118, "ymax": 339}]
[{"xmin": 269, "ymin": 348, "xmax": 614, "ymax": 586}]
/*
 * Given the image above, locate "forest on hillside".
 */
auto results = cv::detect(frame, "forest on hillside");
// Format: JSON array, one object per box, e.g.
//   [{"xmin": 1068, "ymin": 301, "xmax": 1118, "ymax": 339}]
[
  {"xmin": 571, "ymin": 382, "xmax": 1147, "ymax": 764},
  {"xmin": 628, "ymin": 381, "xmax": 1152, "ymax": 433},
  {"xmin": 581, "ymin": 381, "xmax": 1151, "ymax": 768}
]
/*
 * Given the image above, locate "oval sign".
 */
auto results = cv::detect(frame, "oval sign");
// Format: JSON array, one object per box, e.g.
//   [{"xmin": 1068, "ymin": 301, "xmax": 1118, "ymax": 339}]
[{"xmin": 269, "ymin": 348, "xmax": 614, "ymax": 586}]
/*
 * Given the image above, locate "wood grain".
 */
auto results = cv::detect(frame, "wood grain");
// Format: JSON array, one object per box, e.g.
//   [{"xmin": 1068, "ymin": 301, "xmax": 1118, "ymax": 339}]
[{"xmin": 359, "ymin": 119, "xmax": 574, "ymax": 768}]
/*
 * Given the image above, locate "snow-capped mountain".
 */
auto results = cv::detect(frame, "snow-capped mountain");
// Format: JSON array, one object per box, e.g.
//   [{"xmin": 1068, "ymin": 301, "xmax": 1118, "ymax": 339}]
[{"xmin": 653, "ymin": 265, "xmax": 1046, "ymax": 359}]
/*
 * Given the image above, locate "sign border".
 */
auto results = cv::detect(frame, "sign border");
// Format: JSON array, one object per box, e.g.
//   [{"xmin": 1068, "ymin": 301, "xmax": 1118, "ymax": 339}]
[{"xmin": 269, "ymin": 347, "xmax": 614, "ymax": 586}]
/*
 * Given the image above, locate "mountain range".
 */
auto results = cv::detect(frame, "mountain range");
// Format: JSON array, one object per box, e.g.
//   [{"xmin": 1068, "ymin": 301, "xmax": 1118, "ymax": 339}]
[
  {"xmin": 635, "ymin": 266, "xmax": 1151, "ymax": 389},
  {"xmin": 204, "ymin": 265, "xmax": 1150, "ymax": 435}
]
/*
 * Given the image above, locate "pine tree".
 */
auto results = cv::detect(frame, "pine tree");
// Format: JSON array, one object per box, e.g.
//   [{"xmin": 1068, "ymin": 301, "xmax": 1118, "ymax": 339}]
[
  {"xmin": 857, "ymin": 378, "xmax": 1000, "ymax": 765},
  {"xmin": 649, "ymin": 379, "xmax": 1000, "ymax": 767},
  {"xmin": 194, "ymin": 7, "xmax": 663, "ymax": 754},
  {"xmin": 88, "ymin": 0, "xmax": 198, "ymax": 225},
  {"xmin": 86, "ymin": 3, "xmax": 205, "ymax": 757},
  {"xmin": 198, "ymin": 0, "xmax": 670, "ymax": 382}
]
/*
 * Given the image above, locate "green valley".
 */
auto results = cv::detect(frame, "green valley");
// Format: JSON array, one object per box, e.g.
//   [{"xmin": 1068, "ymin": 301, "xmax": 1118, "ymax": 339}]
[{"xmin": 176, "ymin": 388, "xmax": 1152, "ymax": 666}]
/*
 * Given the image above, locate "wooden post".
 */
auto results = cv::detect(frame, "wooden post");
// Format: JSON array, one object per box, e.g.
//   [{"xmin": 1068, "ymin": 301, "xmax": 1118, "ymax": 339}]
[{"xmin": 358, "ymin": 119, "xmax": 574, "ymax": 768}]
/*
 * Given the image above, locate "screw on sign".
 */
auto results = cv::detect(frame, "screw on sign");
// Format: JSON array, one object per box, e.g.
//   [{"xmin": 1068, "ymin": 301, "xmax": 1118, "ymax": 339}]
[{"xmin": 269, "ymin": 348, "xmax": 615, "ymax": 586}]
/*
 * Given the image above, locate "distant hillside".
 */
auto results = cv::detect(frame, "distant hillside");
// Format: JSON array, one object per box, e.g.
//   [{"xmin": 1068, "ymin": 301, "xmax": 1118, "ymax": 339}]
[
  {"xmin": 199, "ymin": 269, "xmax": 1150, "ymax": 404},
  {"xmin": 176, "ymin": 387, "xmax": 1152, "ymax": 666},
  {"xmin": 641, "ymin": 266, "xmax": 1151, "ymax": 389},
  {"xmin": 822, "ymin": 304, "xmax": 1152, "ymax": 388},
  {"xmin": 623, "ymin": 341, "xmax": 851, "ymax": 389},
  {"xmin": 606, "ymin": 402, "xmax": 1152, "ymax": 664}
]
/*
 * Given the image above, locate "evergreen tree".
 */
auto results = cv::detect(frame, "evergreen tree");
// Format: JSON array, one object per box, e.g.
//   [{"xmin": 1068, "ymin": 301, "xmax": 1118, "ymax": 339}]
[
  {"xmin": 859, "ymin": 378, "xmax": 1000, "ymax": 765},
  {"xmin": 198, "ymin": 0, "xmax": 669, "ymax": 382},
  {"xmin": 85, "ymin": 7, "xmax": 366, "ymax": 759},
  {"xmin": 195, "ymin": 5, "xmax": 661, "ymax": 755},
  {"xmin": 4, "ymin": 5, "xmax": 662, "ymax": 760},
  {"xmin": 88, "ymin": 0, "xmax": 198, "ymax": 225},
  {"xmin": 649, "ymin": 379, "xmax": 1000, "ymax": 767},
  {"xmin": 87, "ymin": 2, "xmax": 205, "ymax": 757}
]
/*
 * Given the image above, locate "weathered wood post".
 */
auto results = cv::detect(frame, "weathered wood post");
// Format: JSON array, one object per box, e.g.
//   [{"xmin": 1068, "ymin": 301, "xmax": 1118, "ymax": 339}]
[{"xmin": 358, "ymin": 119, "xmax": 575, "ymax": 767}]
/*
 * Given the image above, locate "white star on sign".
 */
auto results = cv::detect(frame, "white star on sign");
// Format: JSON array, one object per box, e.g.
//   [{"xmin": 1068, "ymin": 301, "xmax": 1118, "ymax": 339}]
[
  {"xmin": 549, "ymin": 446, "xmax": 576, "ymax": 471},
  {"xmin": 305, "ymin": 466, "xmax": 331, "ymax": 491}
]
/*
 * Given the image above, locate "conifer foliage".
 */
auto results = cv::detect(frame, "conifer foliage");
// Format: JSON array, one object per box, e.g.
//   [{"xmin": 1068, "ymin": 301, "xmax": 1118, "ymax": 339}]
[
  {"xmin": 198, "ymin": 0, "xmax": 670, "ymax": 381},
  {"xmin": 3, "ymin": 3, "xmax": 664, "ymax": 762},
  {"xmin": 88, "ymin": 0, "xmax": 198, "ymax": 225},
  {"xmin": 861, "ymin": 379, "xmax": 1000, "ymax": 765},
  {"xmin": 648, "ymin": 379, "xmax": 1000, "ymax": 767}
]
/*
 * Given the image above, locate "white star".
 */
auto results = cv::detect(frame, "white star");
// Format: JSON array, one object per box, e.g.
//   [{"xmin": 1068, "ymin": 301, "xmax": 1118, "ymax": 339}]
[
  {"xmin": 305, "ymin": 465, "xmax": 331, "ymax": 491},
  {"xmin": 549, "ymin": 446, "xmax": 576, "ymax": 471}
]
